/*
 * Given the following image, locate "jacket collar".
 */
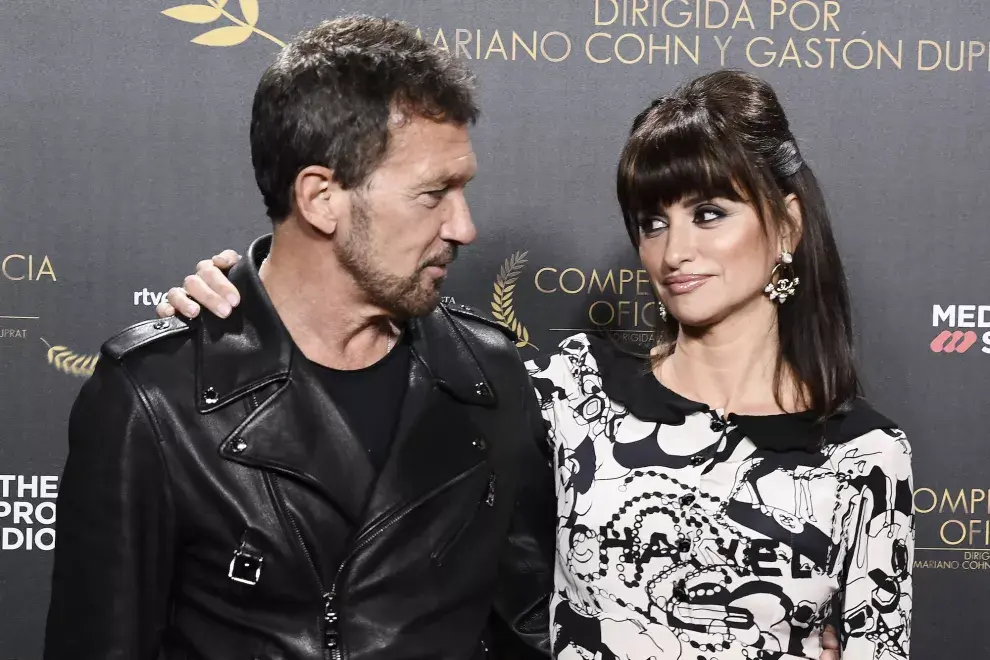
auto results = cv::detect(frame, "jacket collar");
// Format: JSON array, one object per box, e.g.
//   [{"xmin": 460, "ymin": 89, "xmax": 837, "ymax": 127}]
[
  {"xmin": 194, "ymin": 233, "xmax": 496, "ymax": 412},
  {"xmin": 586, "ymin": 332, "xmax": 896, "ymax": 452},
  {"xmin": 195, "ymin": 235, "xmax": 290, "ymax": 413},
  {"xmin": 195, "ymin": 234, "xmax": 497, "ymax": 525}
]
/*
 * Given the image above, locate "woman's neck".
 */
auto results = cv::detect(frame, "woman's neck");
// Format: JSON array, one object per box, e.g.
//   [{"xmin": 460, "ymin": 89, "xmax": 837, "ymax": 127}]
[{"xmin": 655, "ymin": 300, "xmax": 802, "ymax": 415}]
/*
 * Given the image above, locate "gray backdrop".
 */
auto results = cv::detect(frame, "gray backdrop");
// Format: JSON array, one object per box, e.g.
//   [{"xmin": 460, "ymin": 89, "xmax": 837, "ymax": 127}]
[{"xmin": 2, "ymin": 0, "xmax": 989, "ymax": 656}]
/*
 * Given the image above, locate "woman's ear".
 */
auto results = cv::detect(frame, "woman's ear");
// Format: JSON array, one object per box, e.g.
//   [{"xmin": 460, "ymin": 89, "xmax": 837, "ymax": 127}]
[{"xmin": 782, "ymin": 193, "xmax": 804, "ymax": 252}]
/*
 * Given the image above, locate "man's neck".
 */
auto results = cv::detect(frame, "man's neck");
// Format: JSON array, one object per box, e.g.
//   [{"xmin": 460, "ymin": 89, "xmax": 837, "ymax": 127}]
[
  {"xmin": 657, "ymin": 299, "xmax": 800, "ymax": 415},
  {"xmin": 260, "ymin": 232, "xmax": 395, "ymax": 371}
]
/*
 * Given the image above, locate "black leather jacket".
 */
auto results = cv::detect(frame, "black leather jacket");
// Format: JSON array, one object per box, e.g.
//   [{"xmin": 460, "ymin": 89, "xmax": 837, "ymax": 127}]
[{"xmin": 44, "ymin": 235, "xmax": 554, "ymax": 660}]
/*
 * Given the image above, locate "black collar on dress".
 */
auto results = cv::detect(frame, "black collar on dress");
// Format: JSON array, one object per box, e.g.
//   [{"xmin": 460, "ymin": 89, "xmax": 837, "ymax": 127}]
[{"xmin": 586, "ymin": 332, "xmax": 897, "ymax": 452}]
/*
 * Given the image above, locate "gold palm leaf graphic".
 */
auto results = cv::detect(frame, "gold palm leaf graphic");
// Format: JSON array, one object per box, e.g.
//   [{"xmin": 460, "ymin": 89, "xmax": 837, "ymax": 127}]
[
  {"xmin": 491, "ymin": 251, "xmax": 537, "ymax": 350},
  {"xmin": 41, "ymin": 338, "xmax": 99, "ymax": 378},
  {"xmin": 162, "ymin": 0, "xmax": 285, "ymax": 48}
]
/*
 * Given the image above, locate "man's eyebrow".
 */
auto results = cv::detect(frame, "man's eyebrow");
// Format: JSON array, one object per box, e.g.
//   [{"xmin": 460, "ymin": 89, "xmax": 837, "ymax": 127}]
[{"xmin": 420, "ymin": 170, "xmax": 475, "ymax": 187}]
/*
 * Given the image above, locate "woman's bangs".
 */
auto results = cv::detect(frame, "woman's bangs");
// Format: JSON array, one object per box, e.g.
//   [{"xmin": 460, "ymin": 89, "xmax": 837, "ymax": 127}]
[{"xmin": 619, "ymin": 121, "xmax": 746, "ymax": 219}]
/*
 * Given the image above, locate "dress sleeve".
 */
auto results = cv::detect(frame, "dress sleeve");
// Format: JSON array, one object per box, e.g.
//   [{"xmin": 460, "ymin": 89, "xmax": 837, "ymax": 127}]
[
  {"xmin": 525, "ymin": 354, "xmax": 566, "ymax": 455},
  {"xmin": 839, "ymin": 429, "xmax": 914, "ymax": 659}
]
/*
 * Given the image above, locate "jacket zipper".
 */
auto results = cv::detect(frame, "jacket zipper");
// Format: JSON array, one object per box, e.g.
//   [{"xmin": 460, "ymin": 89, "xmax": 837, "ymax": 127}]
[
  {"xmin": 253, "ymin": 393, "xmax": 336, "ymax": 658},
  {"xmin": 431, "ymin": 471, "xmax": 496, "ymax": 566},
  {"xmin": 324, "ymin": 462, "xmax": 489, "ymax": 660},
  {"xmin": 270, "ymin": 474, "xmax": 335, "ymax": 660}
]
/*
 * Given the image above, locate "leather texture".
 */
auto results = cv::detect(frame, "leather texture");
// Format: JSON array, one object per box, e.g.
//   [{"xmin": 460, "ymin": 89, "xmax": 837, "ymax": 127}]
[{"xmin": 44, "ymin": 235, "xmax": 555, "ymax": 660}]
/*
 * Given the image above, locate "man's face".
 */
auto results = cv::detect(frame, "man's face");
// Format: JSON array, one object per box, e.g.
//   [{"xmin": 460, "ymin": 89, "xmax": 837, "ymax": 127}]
[{"xmin": 335, "ymin": 114, "xmax": 478, "ymax": 319}]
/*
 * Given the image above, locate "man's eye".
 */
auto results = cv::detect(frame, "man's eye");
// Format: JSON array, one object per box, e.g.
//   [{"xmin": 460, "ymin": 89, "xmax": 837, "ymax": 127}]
[{"xmin": 421, "ymin": 189, "xmax": 447, "ymax": 207}]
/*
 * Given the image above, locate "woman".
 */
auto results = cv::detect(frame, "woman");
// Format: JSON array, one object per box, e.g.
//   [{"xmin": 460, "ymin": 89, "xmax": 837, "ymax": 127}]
[{"xmin": 160, "ymin": 70, "xmax": 911, "ymax": 659}]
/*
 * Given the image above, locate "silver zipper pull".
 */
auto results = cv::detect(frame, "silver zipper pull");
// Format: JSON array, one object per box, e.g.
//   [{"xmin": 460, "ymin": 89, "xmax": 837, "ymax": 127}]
[
  {"xmin": 485, "ymin": 473, "xmax": 496, "ymax": 507},
  {"xmin": 324, "ymin": 591, "xmax": 341, "ymax": 653}
]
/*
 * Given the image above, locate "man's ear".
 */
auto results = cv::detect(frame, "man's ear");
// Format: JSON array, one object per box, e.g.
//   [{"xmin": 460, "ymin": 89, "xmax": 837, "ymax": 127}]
[{"xmin": 292, "ymin": 165, "xmax": 348, "ymax": 236}]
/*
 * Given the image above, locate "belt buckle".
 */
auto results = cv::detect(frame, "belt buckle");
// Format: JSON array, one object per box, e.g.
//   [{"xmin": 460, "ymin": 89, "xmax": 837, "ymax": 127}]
[{"xmin": 228, "ymin": 543, "xmax": 264, "ymax": 586}]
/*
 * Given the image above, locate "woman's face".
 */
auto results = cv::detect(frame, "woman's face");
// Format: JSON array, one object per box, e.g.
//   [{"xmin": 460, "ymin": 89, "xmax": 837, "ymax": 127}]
[{"xmin": 637, "ymin": 195, "xmax": 796, "ymax": 329}]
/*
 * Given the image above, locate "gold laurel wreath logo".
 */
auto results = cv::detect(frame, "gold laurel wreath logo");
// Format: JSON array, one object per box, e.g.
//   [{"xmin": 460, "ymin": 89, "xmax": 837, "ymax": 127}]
[
  {"xmin": 491, "ymin": 252, "xmax": 536, "ymax": 350},
  {"xmin": 162, "ymin": 0, "xmax": 285, "ymax": 47},
  {"xmin": 41, "ymin": 338, "xmax": 99, "ymax": 378}
]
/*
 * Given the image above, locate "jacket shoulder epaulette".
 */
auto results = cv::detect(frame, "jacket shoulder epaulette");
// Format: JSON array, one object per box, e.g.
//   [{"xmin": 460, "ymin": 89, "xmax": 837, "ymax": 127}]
[
  {"xmin": 441, "ymin": 297, "xmax": 518, "ymax": 344},
  {"xmin": 102, "ymin": 316, "xmax": 193, "ymax": 361}
]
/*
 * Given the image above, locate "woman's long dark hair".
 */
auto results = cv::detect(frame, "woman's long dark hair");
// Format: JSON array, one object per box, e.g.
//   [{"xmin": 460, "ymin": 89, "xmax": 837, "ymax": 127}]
[{"xmin": 616, "ymin": 69, "xmax": 859, "ymax": 419}]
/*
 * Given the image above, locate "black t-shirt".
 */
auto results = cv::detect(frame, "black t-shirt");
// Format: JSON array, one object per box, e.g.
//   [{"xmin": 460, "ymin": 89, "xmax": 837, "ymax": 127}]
[{"xmin": 306, "ymin": 334, "xmax": 410, "ymax": 471}]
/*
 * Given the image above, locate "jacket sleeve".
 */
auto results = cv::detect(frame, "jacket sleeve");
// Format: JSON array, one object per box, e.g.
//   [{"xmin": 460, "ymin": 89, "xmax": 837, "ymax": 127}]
[
  {"xmin": 488, "ymin": 373, "xmax": 556, "ymax": 659},
  {"xmin": 840, "ymin": 431, "xmax": 914, "ymax": 659},
  {"xmin": 44, "ymin": 356, "xmax": 175, "ymax": 660}
]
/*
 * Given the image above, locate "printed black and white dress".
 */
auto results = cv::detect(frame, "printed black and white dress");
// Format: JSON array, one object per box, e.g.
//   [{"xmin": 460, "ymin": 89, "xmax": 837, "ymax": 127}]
[{"xmin": 526, "ymin": 333, "xmax": 913, "ymax": 660}]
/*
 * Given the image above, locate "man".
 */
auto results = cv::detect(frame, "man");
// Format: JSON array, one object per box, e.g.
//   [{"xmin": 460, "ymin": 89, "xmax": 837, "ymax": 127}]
[{"xmin": 44, "ymin": 16, "xmax": 554, "ymax": 660}]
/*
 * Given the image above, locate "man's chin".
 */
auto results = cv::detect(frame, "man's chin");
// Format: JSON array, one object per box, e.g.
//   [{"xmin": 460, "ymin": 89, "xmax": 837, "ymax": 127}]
[{"xmin": 394, "ymin": 284, "xmax": 443, "ymax": 319}]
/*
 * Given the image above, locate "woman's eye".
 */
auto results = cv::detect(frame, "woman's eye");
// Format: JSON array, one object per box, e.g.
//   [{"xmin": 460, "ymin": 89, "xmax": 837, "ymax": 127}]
[
  {"xmin": 640, "ymin": 216, "xmax": 668, "ymax": 234},
  {"xmin": 696, "ymin": 207, "xmax": 725, "ymax": 224}
]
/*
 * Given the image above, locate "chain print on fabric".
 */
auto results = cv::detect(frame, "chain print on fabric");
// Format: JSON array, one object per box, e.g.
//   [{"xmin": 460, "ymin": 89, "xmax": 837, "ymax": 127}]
[{"xmin": 527, "ymin": 334, "xmax": 912, "ymax": 660}]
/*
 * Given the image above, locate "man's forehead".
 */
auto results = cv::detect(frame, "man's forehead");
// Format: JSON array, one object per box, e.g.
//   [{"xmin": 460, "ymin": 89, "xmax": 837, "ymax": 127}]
[
  {"xmin": 382, "ymin": 116, "xmax": 476, "ymax": 180},
  {"xmin": 421, "ymin": 150, "xmax": 477, "ymax": 182}
]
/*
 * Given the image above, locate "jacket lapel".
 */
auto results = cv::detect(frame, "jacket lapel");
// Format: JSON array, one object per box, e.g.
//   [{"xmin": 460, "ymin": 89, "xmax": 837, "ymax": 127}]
[
  {"xmin": 196, "ymin": 235, "xmax": 502, "ymax": 531},
  {"xmin": 198, "ymin": 235, "xmax": 375, "ymax": 524},
  {"xmin": 219, "ymin": 372, "xmax": 377, "ymax": 525},
  {"xmin": 357, "ymin": 307, "xmax": 497, "ymax": 533}
]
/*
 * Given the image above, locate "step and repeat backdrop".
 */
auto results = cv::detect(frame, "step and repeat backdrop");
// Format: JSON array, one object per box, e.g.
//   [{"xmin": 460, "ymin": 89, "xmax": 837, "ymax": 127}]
[{"xmin": 1, "ymin": 0, "xmax": 988, "ymax": 656}]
